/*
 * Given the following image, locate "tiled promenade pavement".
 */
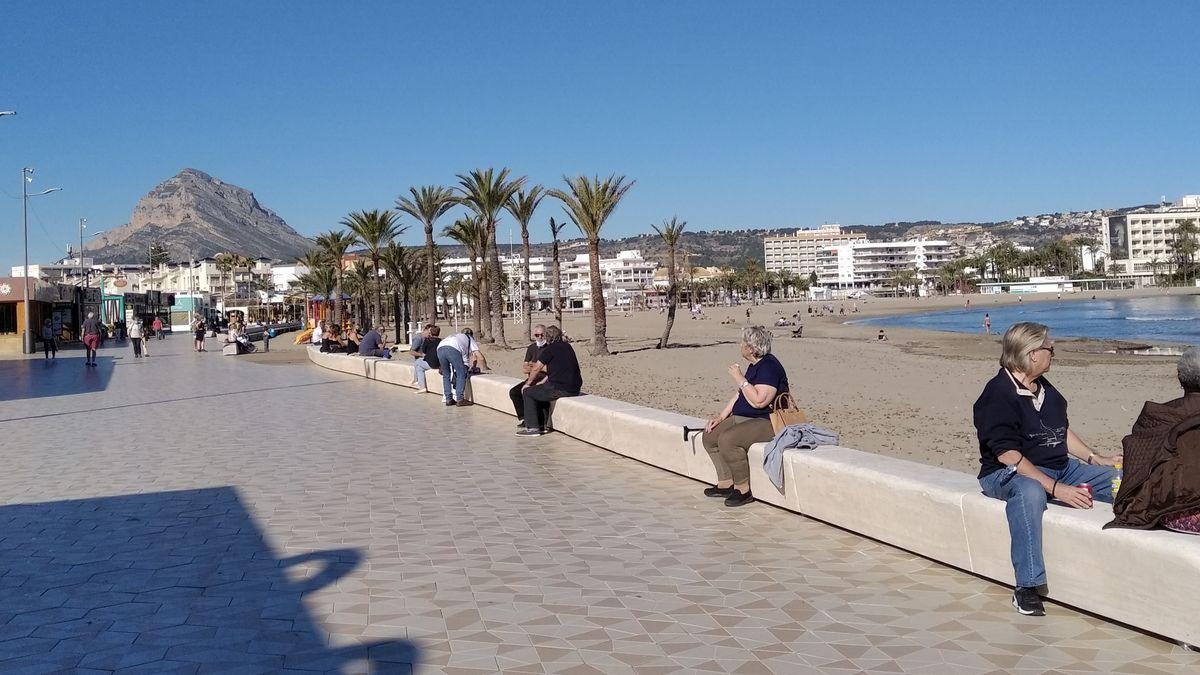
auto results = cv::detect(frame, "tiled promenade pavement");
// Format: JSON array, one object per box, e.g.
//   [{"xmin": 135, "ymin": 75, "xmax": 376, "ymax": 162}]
[{"xmin": 1, "ymin": 338, "xmax": 1196, "ymax": 674}]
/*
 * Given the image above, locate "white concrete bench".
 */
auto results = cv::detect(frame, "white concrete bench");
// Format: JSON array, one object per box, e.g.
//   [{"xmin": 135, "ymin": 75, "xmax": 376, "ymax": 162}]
[{"xmin": 306, "ymin": 346, "xmax": 1200, "ymax": 647}]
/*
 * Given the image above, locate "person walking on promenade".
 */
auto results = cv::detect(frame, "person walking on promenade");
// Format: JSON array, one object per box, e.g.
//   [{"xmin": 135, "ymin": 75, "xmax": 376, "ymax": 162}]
[
  {"xmin": 509, "ymin": 324, "xmax": 547, "ymax": 423},
  {"xmin": 974, "ymin": 322, "xmax": 1122, "ymax": 616},
  {"xmin": 41, "ymin": 318, "xmax": 57, "ymax": 359},
  {"xmin": 141, "ymin": 319, "xmax": 152, "ymax": 357},
  {"xmin": 128, "ymin": 317, "xmax": 144, "ymax": 358},
  {"xmin": 412, "ymin": 325, "xmax": 441, "ymax": 394},
  {"xmin": 81, "ymin": 312, "xmax": 101, "ymax": 367},
  {"xmin": 701, "ymin": 326, "xmax": 791, "ymax": 508},
  {"xmin": 152, "ymin": 316, "xmax": 164, "ymax": 340},
  {"xmin": 516, "ymin": 325, "xmax": 581, "ymax": 436},
  {"xmin": 193, "ymin": 316, "xmax": 207, "ymax": 352},
  {"xmin": 436, "ymin": 328, "xmax": 487, "ymax": 406}
]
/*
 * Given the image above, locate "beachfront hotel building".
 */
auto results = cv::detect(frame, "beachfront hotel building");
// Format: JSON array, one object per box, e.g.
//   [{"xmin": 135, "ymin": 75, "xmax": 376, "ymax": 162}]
[
  {"xmin": 816, "ymin": 240, "xmax": 954, "ymax": 294},
  {"xmin": 439, "ymin": 249, "xmax": 658, "ymax": 309},
  {"xmin": 763, "ymin": 224, "xmax": 867, "ymax": 277},
  {"xmin": 1103, "ymin": 195, "xmax": 1200, "ymax": 277}
]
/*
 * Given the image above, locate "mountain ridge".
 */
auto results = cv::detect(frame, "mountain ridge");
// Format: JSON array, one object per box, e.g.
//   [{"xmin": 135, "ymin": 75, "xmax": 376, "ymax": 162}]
[{"xmin": 84, "ymin": 168, "xmax": 314, "ymax": 263}]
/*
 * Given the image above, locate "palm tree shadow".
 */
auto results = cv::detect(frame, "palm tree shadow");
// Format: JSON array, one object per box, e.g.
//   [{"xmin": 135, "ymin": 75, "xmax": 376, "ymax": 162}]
[
  {"xmin": 611, "ymin": 339, "xmax": 735, "ymax": 355},
  {"xmin": 0, "ymin": 486, "xmax": 418, "ymax": 672}
]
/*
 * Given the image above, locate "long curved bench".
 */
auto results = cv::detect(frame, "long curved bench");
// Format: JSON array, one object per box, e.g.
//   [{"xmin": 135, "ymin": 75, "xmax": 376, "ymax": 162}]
[{"xmin": 307, "ymin": 346, "xmax": 1200, "ymax": 648}]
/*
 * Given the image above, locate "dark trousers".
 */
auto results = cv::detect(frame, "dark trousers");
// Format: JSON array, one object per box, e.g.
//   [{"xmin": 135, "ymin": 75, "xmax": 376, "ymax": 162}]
[
  {"xmin": 131, "ymin": 338, "xmax": 143, "ymax": 358},
  {"xmin": 521, "ymin": 383, "xmax": 576, "ymax": 430},
  {"xmin": 509, "ymin": 382, "xmax": 526, "ymax": 418},
  {"xmin": 43, "ymin": 338, "xmax": 56, "ymax": 358}
]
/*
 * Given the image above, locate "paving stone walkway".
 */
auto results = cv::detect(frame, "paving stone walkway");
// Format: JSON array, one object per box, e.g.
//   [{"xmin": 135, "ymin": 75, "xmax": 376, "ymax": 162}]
[{"xmin": 1, "ymin": 337, "xmax": 1196, "ymax": 674}]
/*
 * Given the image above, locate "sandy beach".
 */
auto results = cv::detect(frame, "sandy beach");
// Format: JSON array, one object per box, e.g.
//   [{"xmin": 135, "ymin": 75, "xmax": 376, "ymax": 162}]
[{"xmin": 473, "ymin": 289, "xmax": 1188, "ymax": 475}]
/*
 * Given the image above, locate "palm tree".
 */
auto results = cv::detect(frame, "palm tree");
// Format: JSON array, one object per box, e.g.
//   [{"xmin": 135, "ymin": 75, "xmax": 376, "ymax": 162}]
[
  {"xmin": 214, "ymin": 252, "xmax": 236, "ymax": 301},
  {"xmin": 344, "ymin": 260, "xmax": 375, "ymax": 326},
  {"xmin": 1169, "ymin": 219, "xmax": 1199, "ymax": 286},
  {"xmin": 396, "ymin": 185, "xmax": 458, "ymax": 321},
  {"xmin": 456, "ymin": 168, "xmax": 527, "ymax": 347},
  {"xmin": 296, "ymin": 266, "xmax": 336, "ymax": 321},
  {"xmin": 341, "ymin": 210, "xmax": 405, "ymax": 330},
  {"xmin": 314, "ymin": 230, "xmax": 356, "ymax": 326},
  {"xmin": 652, "ymin": 217, "xmax": 686, "ymax": 349},
  {"xmin": 892, "ymin": 269, "xmax": 920, "ymax": 297},
  {"xmin": 442, "ymin": 215, "xmax": 488, "ymax": 338},
  {"xmin": 380, "ymin": 242, "xmax": 422, "ymax": 334},
  {"xmin": 549, "ymin": 174, "xmax": 635, "ymax": 356},
  {"xmin": 549, "ymin": 217, "xmax": 569, "ymax": 327},
  {"xmin": 505, "ymin": 186, "xmax": 545, "ymax": 339}
]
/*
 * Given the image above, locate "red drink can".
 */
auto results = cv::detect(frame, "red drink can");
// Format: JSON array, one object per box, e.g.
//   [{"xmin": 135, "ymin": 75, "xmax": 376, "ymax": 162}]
[{"xmin": 1080, "ymin": 483, "xmax": 1093, "ymax": 498}]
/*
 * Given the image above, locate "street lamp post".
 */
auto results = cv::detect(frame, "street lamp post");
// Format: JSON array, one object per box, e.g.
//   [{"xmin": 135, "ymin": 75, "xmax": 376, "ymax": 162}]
[
  {"xmin": 21, "ymin": 168, "xmax": 62, "ymax": 354},
  {"xmin": 78, "ymin": 218, "xmax": 87, "ymax": 288}
]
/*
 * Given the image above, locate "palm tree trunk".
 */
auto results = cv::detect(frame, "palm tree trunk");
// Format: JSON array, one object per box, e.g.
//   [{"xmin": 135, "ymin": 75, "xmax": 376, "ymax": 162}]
[
  {"xmin": 521, "ymin": 225, "xmax": 532, "ymax": 340},
  {"xmin": 485, "ymin": 219, "xmax": 507, "ymax": 346},
  {"xmin": 552, "ymin": 238, "xmax": 563, "ymax": 327},
  {"xmin": 425, "ymin": 224, "xmax": 437, "ymax": 321},
  {"xmin": 587, "ymin": 237, "xmax": 608, "ymax": 355},
  {"xmin": 372, "ymin": 255, "xmax": 382, "ymax": 332},
  {"xmin": 469, "ymin": 256, "xmax": 483, "ymax": 337},
  {"xmin": 478, "ymin": 249, "xmax": 492, "ymax": 341},
  {"xmin": 658, "ymin": 249, "xmax": 677, "ymax": 349}
]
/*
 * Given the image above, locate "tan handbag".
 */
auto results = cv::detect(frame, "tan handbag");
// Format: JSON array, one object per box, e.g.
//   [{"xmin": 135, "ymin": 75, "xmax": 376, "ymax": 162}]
[{"xmin": 769, "ymin": 392, "xmax": 807, "ymax": 434}]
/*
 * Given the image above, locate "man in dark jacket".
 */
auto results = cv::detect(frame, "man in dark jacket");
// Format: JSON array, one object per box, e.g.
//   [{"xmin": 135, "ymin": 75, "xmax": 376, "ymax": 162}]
[{"xmin": 1107, "ymin": 347, "xmax": 1200, "ymax": 532}]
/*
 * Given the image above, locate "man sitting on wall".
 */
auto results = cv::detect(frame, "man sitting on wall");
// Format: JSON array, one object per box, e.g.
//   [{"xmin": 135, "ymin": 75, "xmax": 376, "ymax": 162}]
[
  {"xmin": 508, "ymin": 324, "xmax": 547, "ymax": 426},
  {"xmin": 516, "ymin": 325, "xmax": 582, "ymax": 437},
  {"xmin": 358, "ymin": 326, "xmax": 390, "ymax": 358}
]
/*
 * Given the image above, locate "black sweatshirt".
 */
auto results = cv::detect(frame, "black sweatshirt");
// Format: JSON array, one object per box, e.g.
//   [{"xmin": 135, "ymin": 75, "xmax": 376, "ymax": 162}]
[{"xmin": 973, "ymin": 368, "xmax": 1070, "ymax": 479}]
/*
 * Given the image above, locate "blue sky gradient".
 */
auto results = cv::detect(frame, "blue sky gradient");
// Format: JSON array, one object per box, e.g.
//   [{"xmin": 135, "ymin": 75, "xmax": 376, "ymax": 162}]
[{"xmin": 2, "ymin": 1, "xmax": 1198, "ymax": 269}]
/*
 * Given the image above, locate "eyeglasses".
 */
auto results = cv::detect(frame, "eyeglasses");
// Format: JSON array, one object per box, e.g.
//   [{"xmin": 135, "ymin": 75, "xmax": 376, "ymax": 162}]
[
  {"xmin": 1034, "ymin": 345, "xmax": 1055, "ymax": 357},
  {"xmin": 533, "ymin": 333, "xmax": 544, "ymax": 338}
]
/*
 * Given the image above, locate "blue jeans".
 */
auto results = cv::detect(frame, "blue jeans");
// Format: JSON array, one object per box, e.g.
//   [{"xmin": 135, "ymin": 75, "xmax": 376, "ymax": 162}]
[
  {"xmin": 413, "ymin": 359, "xmax": 432, "ymax": 388},
  {"xmin": 437, "ymin": 346, "xmax": 468, "ymax": 401},
  {"xmin": 979, "ymin": 458, "xmax": 1118, "ymax": 588}
]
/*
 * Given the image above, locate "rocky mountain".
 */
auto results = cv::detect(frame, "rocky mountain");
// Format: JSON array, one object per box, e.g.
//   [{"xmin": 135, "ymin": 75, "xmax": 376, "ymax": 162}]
[{"xmin": 85, "ymin": 169, "xmax": 313, "ymax": 263}]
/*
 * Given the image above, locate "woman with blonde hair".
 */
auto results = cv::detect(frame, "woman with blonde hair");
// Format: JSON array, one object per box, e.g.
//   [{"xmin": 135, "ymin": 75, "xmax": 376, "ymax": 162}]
[
  {"xmin": 701, "ymin": 326, "xmax": 790, "ymax": 508},
  {"xmin": 974, "ymin": 322, "xmax": 1121, "ymax": 616}
]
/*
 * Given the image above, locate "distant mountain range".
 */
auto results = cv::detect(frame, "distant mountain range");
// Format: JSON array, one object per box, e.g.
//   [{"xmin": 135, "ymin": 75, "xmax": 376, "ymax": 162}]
[{"xmin": 84, "ymin": 169, "xmax": 314, "ymax": 263}]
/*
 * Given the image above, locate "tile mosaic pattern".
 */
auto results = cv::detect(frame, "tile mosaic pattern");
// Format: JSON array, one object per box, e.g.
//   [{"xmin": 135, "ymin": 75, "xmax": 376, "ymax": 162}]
[{"xmin": 1, "ymin": 340, "xmax": 1196, "ymax": 673}]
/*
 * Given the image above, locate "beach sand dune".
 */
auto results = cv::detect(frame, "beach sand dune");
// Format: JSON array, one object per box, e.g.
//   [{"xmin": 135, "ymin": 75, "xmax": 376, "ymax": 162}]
[{"xmin": 480, "ymin": 291, "xmax": 1181, "ymax": 475}]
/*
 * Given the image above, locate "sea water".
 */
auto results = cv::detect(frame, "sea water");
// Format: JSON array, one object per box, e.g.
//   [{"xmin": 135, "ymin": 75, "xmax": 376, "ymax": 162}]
[{"xmin": 860, "ymin": 294, "xmax": 1200, "ymax": 347}]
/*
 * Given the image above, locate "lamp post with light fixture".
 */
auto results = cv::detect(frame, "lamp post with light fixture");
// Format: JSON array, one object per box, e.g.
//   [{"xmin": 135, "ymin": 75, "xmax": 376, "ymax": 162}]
[{"xmin": 21, "ymin": 167, "xmax": 62, "ymax": 353}]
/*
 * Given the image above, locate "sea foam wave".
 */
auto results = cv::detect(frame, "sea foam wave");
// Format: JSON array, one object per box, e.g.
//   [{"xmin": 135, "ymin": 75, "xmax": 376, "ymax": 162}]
[{"xmin": 1124, "ymin": 316, "xmax": 1199, "ymax": 322}]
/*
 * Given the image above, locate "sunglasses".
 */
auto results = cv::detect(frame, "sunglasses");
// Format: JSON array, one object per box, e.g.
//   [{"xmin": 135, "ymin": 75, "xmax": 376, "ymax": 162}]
[
  {"xmin": 533, "ymin": 333, "xmax": 544, "ymax": 338},
  {"xmin": 1034, "ymin": 345, "xmax": 1055, "ymax": 357}
]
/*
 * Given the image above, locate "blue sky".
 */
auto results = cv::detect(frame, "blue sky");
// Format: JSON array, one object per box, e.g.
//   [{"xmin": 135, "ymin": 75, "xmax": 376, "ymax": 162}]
[{"xmin": 2, "ymin": 1, "xmax": 1198, "ymax": 270}]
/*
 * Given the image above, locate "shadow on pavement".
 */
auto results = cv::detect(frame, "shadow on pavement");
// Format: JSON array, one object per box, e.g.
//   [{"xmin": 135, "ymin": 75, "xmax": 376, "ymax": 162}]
[
  {"xmin": 0, "ymin": 486, "xmax": 419, "ymax": 672},
  {"xmin": 0, "ymin": 355, "xmax": 117, "ymax": 402}
]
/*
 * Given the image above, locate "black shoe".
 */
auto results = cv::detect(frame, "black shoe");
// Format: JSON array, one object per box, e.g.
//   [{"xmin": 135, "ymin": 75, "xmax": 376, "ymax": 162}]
[
  {"xmin": 1012, "ymin": 587, "xmax": 1045, "ymax": 616},
  {"xmin": 515, "ymin": 428, "xmax": 544, "ymax": 437},
  {"xmin": 444, "ymin": 399, "xmax": 456, "ymax": 406},
  {"xmin": 703, "ymin": 486, "xmax": 736, "ymax": 498},
  {"xmin": 724, "ymin": 490, "xmax": 755, "ymax": 507}
]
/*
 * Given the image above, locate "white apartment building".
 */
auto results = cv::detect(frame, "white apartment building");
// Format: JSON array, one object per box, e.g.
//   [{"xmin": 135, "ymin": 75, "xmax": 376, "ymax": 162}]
[
  {"xmin": 817, "ymin": 240, "xmax": 955, "ymax": 294},
  {"xmin": 1103, "ymin": 195, "xmax": 1200, "ymax": 275},
  {"xmin": 439, "ymin": 249, "xmax": 658, "ymax": 308},
  {"xmin": 763, "ymin": 224, "xmax": 867, "ymax": 277}
]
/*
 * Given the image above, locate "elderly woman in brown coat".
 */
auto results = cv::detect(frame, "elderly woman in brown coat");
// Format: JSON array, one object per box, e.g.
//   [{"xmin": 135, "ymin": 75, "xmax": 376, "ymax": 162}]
[{"xmin": 1107, "ymin": 347, "xmax": 1200, "ymax": 534}]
